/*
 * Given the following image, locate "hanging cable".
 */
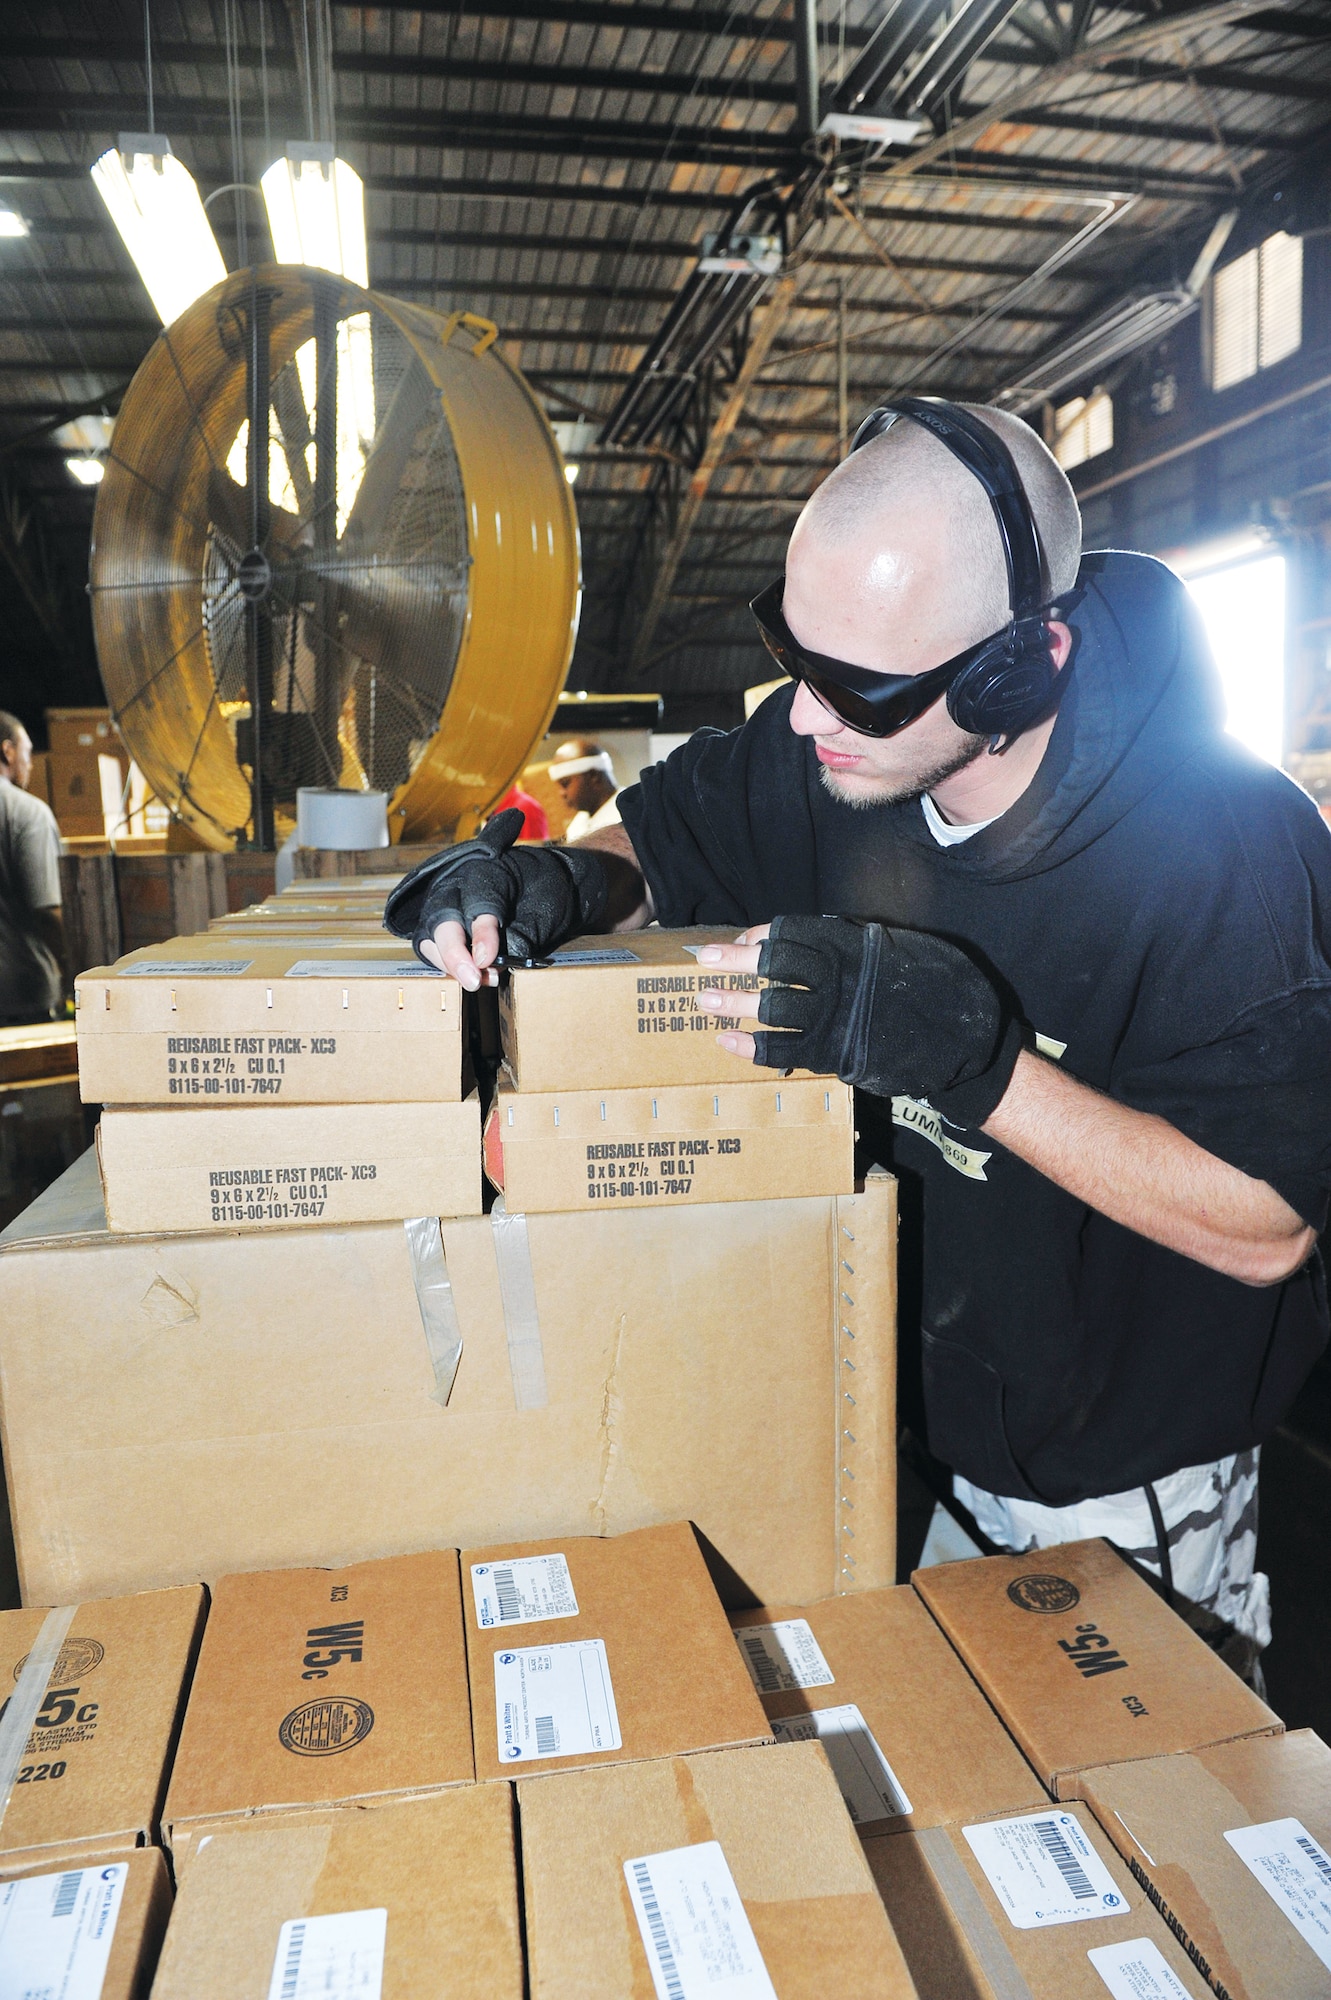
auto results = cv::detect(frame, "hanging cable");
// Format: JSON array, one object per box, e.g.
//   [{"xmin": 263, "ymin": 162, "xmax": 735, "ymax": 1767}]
[{"xmin": 144, "ymin": 0, "xmax": 155, "ymax": 133}]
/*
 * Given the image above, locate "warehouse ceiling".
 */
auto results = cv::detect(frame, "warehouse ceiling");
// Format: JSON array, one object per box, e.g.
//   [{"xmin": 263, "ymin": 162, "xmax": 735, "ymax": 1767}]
[{"xmin": 2, "ymin": 0, "xmax": 1331, "ymax": 724}]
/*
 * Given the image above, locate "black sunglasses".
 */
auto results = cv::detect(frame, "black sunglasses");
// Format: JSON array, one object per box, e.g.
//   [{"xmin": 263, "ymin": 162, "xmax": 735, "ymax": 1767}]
[{"xmin": 749, "ymin": 577, "xmax": 1006, "ymax": 740}]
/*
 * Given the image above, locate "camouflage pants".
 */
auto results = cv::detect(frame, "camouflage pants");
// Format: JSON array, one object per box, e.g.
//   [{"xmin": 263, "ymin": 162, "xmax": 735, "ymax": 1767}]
[{"xmin": 953, "ymin": 1449, "xmax": 1267, "ymax": 1687}]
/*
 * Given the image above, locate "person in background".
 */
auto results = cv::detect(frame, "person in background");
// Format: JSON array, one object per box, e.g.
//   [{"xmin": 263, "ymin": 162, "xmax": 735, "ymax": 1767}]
[
  {"xmin": 549, "ymin": 738, "xmax": 621, "ymax": 840},
  {"xmin": 494, "ymin": 783, "xmax": 550, "ymax": 842},
  {"xmin": 0, "ymin": 710, "xmax": 65, "ymax": 1025}
]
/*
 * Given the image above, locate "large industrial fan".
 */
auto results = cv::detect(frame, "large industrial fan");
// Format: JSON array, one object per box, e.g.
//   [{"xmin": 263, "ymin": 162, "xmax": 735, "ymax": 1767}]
[{"xmin": 90, "ymin": 266, "xmax": 581, "ymax": 849}]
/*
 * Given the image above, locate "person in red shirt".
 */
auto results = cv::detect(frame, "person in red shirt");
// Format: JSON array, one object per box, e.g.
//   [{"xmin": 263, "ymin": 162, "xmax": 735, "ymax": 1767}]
[{"xmin": 494, "ymin": 785, "xmax": 549, "ymax": 842}]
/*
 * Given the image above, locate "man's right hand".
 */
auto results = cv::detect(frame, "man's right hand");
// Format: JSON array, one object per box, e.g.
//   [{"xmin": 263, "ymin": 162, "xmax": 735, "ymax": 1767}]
[{"xmin": 383, "ymin": 808, "xmax": 612, "ymax": 987}]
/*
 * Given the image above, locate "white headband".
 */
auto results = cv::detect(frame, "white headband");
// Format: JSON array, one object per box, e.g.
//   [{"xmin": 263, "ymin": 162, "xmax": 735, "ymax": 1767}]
[{"xmin": 549, "ymin": 750, "xmax": 615, "ymax": 781}]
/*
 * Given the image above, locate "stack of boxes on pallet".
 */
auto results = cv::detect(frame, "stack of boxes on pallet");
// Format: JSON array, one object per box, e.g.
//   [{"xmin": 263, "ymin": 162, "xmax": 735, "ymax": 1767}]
[{"xmin": 0, "ymin": 1531, "xmax": 1319, "ymax": 1998}]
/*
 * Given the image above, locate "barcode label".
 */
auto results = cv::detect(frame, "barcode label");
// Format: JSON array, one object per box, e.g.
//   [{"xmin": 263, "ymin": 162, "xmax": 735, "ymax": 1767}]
[
  {"xmin": 52, "ymin": 1872, "xmax": 82, "ymax": 1918},
  {"xmin": 1088, "ymin": 1937, "xmax": 1194, "ymax": 2000},
  {"xmin": 122, "ymin": 959, "xmax": 254, "ymax": 975},
  {"xmin": 285, "ymin": 960, "xmax": 436, "ymax": 978},
  {"xmin": 493, "ymin": 1638, "xmax": 621, "ymax": 1762},
  {"xmin": 265, "ymin": 1907, "xmax": 387, "ymax": 2000},
  {"xmin": 623, "ymin": 1841, "xmax": 777, "ymax": 2000},
  {"xmin": 0, "ymin": 1862, "xmax": 127, "ymax": 1999},
  {"xmin": 471, "ymin": 1552, "xmax": 579, "ymax": 1628},
  {"xmin": 770, "ymin": 1704, "xmax": 912, "ymax": 1824},
  {"xmin": 731, "ymin": 1619, "xmax": 834, "ymax": 1694},
  {"xmin": 1225, "ymin": 1817, "xmax": 1331, "ymax": 1972},
  {"xmin": 963, "ymin": 1812, "xmax": 1127, "ymax": 1929}
]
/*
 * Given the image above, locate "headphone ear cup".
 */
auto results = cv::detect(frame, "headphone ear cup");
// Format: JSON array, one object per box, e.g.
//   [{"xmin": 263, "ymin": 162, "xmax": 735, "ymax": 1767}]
[{"xmin": 946, "ymin": 625, "xmax": 1058, "ymax": 737}]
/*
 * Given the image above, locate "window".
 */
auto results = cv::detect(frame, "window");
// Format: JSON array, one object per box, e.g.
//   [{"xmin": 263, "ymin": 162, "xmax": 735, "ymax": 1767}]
[
  {"xmin": 1183, "ymin": 553, "xmax": 1286, "ymax": 766},
  {"xmin": 1209, "ymin": 231, "xmax": 1302, "ymax": 391},
  {"xmin": 1052, "ymin": 390, "xmax": 1113, "ymax": 470}
]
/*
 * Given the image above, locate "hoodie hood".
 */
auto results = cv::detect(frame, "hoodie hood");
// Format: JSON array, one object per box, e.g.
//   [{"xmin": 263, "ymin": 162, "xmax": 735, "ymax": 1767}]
[{"xmin": 902, "ymin": 550, "xmax": 1228, "ymax": 883}]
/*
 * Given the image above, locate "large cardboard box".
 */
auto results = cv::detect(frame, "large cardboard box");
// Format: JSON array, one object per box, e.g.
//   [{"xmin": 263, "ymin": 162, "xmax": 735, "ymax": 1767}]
[
  {"xmin": 484, "ymin": 1073, "xmax": 855, "ymax": 1212},
  {"xmin": 0, "ymin": 1153, "xmax": 896, "ymax": 1609},
  {"xmin": 519, "ymin": 1739, "xmax": 918, "ymax": 1999},
  {"xmin": 151, "ymin": 1787, "xmax": 522, "ymax": 1999},
  {"xmin": 0, "ymin": 1586, "xmax": 204, "ymax": 1870},
  {"xmin": 75, "ymin": 939, "xmax": 463, "ymax": 1104},
  {"xmin": 1072, "ymin": 1729, "xmax": 1331, "ymax": 1999},
  {"xmin": 731, "ymin": 1586, "xmax": 1046, "ymax": 1837},
  {"xmin": 913, "ymin": 1540, "xmax": 1280, "ymax": 1798},
  {"xmin": 164, "ymin": 1552, "xmax": 473, "ymax": 1868},
  {"xmin": 499, "ymin": 927, "xmax": 801, "ymax": 1091},
  {"xmin": 95, "ymin": 1096, "xmax": 482, "ymax": 1233},
  {"xmin": 0, "ymin": 1847, "xmax": 172, "ymax": 2000},
  {"xmin": 864, "ymin": 1803, "xmax": 1212, "ymax": 1999},
  {"xmin": 462, "ymin": 1522, "xmax": 769, "ymax": 1779}
]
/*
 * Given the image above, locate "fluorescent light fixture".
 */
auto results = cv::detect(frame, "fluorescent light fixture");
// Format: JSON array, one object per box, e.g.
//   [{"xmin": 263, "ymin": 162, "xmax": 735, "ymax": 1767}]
[
  {"xmin": 53, "ymin": 415, "xmax": 115, "ymax": 455},
  {"xmin": 0, "ymin": 207, "xmax": 28, "ymax": 238},
  {"xmin": 261, "ymin": 143, "xmax": 368, "ymax": 285},
  {"xmin": 564, "ymin": 463, "xmax": 580, "ymax": 484},
  {"xmin": 91, "ymin": 134, "xmax": 227, "ymax": 327},
  {"xmin": 698, "ymin": 231, "xmax": 782, "ymax": 277},
  {"xmin": 1186, "ymin": 553, "xmax": 1286, "ymax": 767},
  {"xmin": 819, "ymin": 110, "xmax": 924, "ymax": 146},
  {"xmin": 66, "ymin": 456, "xmax": 105, "ymax": 486},
  {"xmin": 995, "ymin": 290, "xmax": 1199, "ymax": 415}
]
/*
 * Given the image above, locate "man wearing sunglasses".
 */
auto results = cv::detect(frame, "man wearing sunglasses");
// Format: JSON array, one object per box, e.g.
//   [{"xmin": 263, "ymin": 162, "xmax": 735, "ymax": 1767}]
[{"xmin": 389, "ymin": 399, "xmax": 1331, "ymax": 1680}]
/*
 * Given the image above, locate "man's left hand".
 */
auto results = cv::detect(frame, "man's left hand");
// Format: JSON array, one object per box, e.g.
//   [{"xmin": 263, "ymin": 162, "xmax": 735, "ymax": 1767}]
[{"xmin": 697, "ymin": 913, "xmax": 1024, "ymax": 1129}]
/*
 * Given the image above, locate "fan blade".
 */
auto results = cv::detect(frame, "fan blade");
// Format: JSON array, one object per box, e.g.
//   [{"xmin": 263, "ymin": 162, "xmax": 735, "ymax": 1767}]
[{"xmin": 207, "ymin": 466, "xmax": 305, "ymax": 557}]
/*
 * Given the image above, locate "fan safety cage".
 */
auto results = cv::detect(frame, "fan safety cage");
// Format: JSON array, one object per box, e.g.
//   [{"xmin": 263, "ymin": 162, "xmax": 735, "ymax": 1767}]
[{"xmin": 91, "ymin": 265, "xmax": 581, "ymax": 850}]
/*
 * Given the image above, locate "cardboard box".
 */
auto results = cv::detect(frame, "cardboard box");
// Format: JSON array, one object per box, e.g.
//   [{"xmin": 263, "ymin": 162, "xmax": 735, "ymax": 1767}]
[
  {"xmin": 483, "ymin": 1073, "xmax": 854, "ymax": 1212},
  {"xmin": 499, "ymin": 927, "xmax": 811, "ymax": 1091},
  {"xmin": 913, "ymin": 1539, "xmax": 1280, "ymax": 1798},
  {"xmin": 0, "ymin": 1585, "xmax": 204, "ymax": 1870},
  {"xmin": 95, "ymin": 1096, "xmax": 481, "ymax": 1233},
  {"xmin": 1072, "ymin": 1729, "xmax": 1331, "ymax": 2000},
  {"xmin": 462, "ymin": 1522, "xmax": 770, "ymax": 1780},
  {"xmin": 151, "ymin": 1787, "xmax": 522, "ymax": 1999},
  {"xmin": 0, "ymin": 1847, "xmax": 172, "ymax": 2000},
  {"xmin": 75, "ymin": 939, "xmax": 463, "ymax": 1104},
  {"xmin": 863, "ymin": 1803, "xmax": 1212, "ymax": 1999},
  {"xmin": 164, "ymin": 1552, "xmax": 473, "ymax": 1867},
  {"xmin": 0, "ymin": 1151, "xmax": 896, "ymax": 1612},
  {"xmin": 731, "ymin": 1585, "xmax": 1046, "ymax": 1837},
  {"xmin": 519, "ymin": 1739, "xmax": 917, "ymax": 1999}
]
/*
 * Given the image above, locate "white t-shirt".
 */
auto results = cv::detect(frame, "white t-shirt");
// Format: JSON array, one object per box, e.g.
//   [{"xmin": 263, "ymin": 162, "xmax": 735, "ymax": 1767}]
[
  {"xmin": 566, "ymin": 792, "xmax": 622, "ymax": 843},
  {"xmin": 921, "ymin": 792, "xmax": 998, "ymax": 847}
]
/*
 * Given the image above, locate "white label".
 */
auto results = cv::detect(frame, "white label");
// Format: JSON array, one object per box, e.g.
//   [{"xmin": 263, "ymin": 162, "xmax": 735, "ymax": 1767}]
[
  {"xmin": 284, "ymin": 960, "xmax": 437, "ymax": 978},
  {"xmin": 471, "ymin": 1553, "xmax": 579, "ymax": 1628},
  {"xmin": 121, "ymin": 959, "xmax": 253, "ymax": 976},
  {"xmin": 963, "ymin": 1812, "xmax": 1129, "ymax": 1929},
  {"xmin": 770, "ymin": 1703, "xmax": 912, "ymax": 1824},
  {"xmin": 732, "ymin": 1619, "xmax": 834, "ymax": 1694},
  {"xmin": 1088, "ymin": 1937, "xmax": 1194, "ymax": 2000},
  {"xmin": 1224, "ymin": 1817, "xmax": 1331, "ymax": 1971},
  {"xmin": 493, "ymin": 1638, "xmax": 621, "ymax": 1762},
  {"xmin": 266, "ymin": 1908, "xmax": 387, "ymax": 2000},
  {"xmin": 624, "ymin": 1840, "xmax": 777, "ymax": 2000},
  {"xmin": 0, "ymin": 1864, "xmax": 126, "ymax": 2000}
]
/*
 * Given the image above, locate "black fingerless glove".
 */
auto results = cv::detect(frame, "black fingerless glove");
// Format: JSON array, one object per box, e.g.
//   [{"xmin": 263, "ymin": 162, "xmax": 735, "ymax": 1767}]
[
  {"xmin": 752, "ymin": 913, "xmax": 1024, "ymax": 1128},
  {"xmin": 383, "ymin": 808, "xmax": 611, "ymax": 964}
]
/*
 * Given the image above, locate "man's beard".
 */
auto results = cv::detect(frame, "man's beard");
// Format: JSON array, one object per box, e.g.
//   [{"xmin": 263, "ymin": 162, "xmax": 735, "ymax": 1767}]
[{"xmin": 817, "ymin": 731, "xmax": 989, "ymax": 809}]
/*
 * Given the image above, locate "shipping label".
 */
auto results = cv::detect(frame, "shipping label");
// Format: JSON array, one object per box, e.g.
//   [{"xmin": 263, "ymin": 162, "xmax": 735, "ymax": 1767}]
[
  {"xmin": 963, "ymin": 1812, "xmax": 1129, "ymax": 1928},
  {"xmin": 733, "ymin": 1619, "xmax": 835, "ymax": 1694},
  {"xmin": 623, "ymin": 1840, "xmax": 777, "ymax": 2000},
  {"xmin": 206, "ymin": 1160, "xmax": 378, "ymax": 1225},
  {"xmin": 1087, "ymin": 1937, "xmax": 1194, "ymax": 2000},
  {"xmin": 1224, "ymin": 1817, "xmax": 1331, "ymax": 1971},
  {"xmin": 285, "ymin": 960, "xmax": 439, "ymax": 978},
  {"xmin": 0, "ymin": 1863, "xmax": 126, "ymax": 2000},
  {"xmin": 493, "ymin": 1639, "xmax": 620, "ymax": 1762},
  {"xmin": 769, "ymin": 1703, "xmax": 911, "ymax": 1824},
  {"xmin": 265, "ymin": 1907, "xmax": 387, "ymax": 2000},
  {"xmin": 471, "ymin": 1554, "xmax": 578, "ymax": 1629},
  {"xmin": 120, "ymin": 959, "xmax": 254, "ymax": 975}
]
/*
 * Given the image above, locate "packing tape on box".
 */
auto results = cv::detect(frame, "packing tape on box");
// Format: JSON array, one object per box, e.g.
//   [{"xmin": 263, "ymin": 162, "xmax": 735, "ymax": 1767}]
[
  {"xmin": 404, "ymin": 1216, "xmax": 464, "ymax": 1407},
  {"xmin": 490, "ymin": 1200, "xmax": 549, "ymax": 1410},
  {"xmin": 0, "ymin": 1603, "xmax": 77, "ymax": 1831},
  {"xmin": 916, "ymin": 1826, "xmax": 1035, "ymax": 2000}
]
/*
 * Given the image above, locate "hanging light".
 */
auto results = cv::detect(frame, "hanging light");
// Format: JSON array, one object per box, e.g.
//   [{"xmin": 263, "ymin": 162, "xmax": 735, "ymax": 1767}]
[
  {"xmin": 260, "ymin": 143, "xmax": 368, "ymax": 286},
  {"xmin": 65, "ymin": 458, "xmax": 106, "ymax": 486},
  {"xmin": 0, "ymin": 206, "xmax": 28, "ymax": 238},
  {"xmin": 91, "ymin": 134, "xmax": 227, "ymax": 327}
]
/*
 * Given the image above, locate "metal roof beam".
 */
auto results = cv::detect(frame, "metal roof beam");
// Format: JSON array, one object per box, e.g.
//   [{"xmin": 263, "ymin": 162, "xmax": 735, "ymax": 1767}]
[
  {"xmin": 958, "ymin": 100, "xmax": 1306, "ymax": 148},
  {"xmin": 982, "ymin": 42, "xmax": 1331, "ymax": 99}
]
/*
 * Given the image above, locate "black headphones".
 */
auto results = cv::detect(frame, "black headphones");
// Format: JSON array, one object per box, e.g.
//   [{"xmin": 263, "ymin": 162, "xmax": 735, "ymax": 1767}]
[{"xmin": 850, "ymin": 396, "xmax": 1065, "ymax": 742}]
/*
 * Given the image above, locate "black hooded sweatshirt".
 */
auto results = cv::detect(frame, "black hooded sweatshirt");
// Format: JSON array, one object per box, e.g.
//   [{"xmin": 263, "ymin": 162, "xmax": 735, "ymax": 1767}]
[{"xmin": 619, "ymin": 552, "xmax": 1331, "ymax": 1506}]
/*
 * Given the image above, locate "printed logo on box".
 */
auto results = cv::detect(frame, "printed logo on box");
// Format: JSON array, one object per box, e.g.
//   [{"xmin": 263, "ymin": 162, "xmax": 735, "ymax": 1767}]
[
  {"xmin": 13, "ymin": 1636, "xmax": 104, "ymax": 1683},
  {"xmin": 278, "ymin": 1696, "xmax": 375, "ymax": 1757},
  {"xmin": 1007, "ymin": 1574, "xmax": 1081, "ymax": 1614}
]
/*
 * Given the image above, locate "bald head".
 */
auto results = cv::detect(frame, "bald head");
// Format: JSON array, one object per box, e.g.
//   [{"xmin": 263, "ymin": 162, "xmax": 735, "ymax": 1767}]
[{"xmin": 785, "ymin": 404, "xmax": 1081, "ymax": 675}]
